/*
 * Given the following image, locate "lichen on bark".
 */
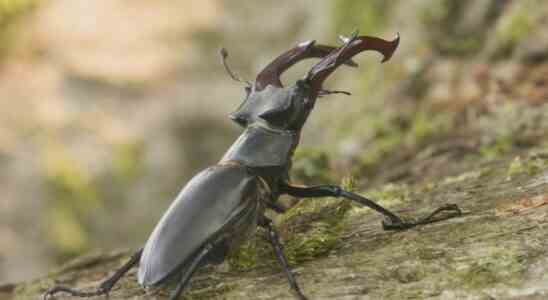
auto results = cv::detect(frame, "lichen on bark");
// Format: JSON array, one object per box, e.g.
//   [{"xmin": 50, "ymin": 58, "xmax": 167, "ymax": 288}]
[{"xmin": 8, "ymin": 150, "xmax": 548, "ymax": 299}]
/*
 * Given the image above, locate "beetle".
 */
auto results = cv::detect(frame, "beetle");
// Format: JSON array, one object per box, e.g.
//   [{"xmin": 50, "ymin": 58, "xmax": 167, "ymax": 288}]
[{"xmin": 43, "ymin": 32, "xmax": 461, "ymax": 300}]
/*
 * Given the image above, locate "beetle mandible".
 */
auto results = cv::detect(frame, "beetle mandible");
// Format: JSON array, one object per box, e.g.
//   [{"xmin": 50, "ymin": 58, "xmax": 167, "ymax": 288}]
[{"xmin": 43, "ymin": 32, "xmax": 461, "ymax": 300}]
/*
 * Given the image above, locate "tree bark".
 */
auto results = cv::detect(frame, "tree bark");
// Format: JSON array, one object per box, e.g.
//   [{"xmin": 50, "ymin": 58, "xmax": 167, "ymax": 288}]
[{"xmin": 6, "ymin": 156, "xmax": 548, "ymax": 300}]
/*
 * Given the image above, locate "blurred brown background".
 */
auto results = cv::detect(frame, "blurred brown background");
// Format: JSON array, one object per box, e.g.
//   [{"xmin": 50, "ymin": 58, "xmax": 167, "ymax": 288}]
[{"xmin": 1, "ymin": 0, "xmax": 547, "ymax": 285}]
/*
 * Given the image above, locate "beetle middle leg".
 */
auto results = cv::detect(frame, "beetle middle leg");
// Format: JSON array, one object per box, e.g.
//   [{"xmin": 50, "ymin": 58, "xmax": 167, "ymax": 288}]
[
  {"xmin": 42, "ymin": 248, "xmax": 143, "ymax": 299},
  {"xmin": 280, "ymin": 183, "xmax": 461, "ymax": 230},
  {"xmin": 259, "ymin": 216, "xmax": 308, "ymax": 300}
]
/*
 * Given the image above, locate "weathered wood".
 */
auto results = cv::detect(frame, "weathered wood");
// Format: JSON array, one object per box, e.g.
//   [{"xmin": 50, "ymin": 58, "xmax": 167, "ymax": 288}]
[{"xmin": 10, "ymin": 155, "xmax": 548, "ymax": 300}]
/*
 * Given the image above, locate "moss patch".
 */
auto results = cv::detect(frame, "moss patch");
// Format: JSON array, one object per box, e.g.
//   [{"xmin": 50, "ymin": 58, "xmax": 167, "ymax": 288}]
[
  {"xmin": 292, "ymin": 147, "xmax": 333, "ymax": 184},
  {"xmin": 111, "ymin": 141, "xmax": 145, "ymax": 184},
  {"xmin": 279, "ymin": 197, "xmax": 353, "ymax": 265},
  {"xmin": 506, "ymin": 155, "xmax": 547, "ymax": 179},
  {"xmin": 331, "ymin": 0, "xmax": 390, "ymax": 35},
  {"xmin": 0, "ymin": 0, "xmax": 39, "ymax": 59},
  {"xmin": 452, "ymin": 245, "xmax": 533, "ymax": 289},
  {"xmin": 491, "ymin": 0, "xmax": 538, "ymax": 59}
]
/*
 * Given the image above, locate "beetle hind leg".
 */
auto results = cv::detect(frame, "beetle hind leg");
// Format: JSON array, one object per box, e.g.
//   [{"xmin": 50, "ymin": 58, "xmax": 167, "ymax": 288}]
[
  {"xmin": 169, "ymin": 243, "xmax": 214, "ymax": 300},
  {"xmin": 42, "ymin": 248, "xmax": 143, "ymax": 299}
]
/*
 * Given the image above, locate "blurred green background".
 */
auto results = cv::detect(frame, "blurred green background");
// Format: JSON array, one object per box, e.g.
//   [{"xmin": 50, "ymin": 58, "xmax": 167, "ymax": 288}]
[{"xmin": 1, "ymin": 0, "xmax": 548, "ymax": 284}]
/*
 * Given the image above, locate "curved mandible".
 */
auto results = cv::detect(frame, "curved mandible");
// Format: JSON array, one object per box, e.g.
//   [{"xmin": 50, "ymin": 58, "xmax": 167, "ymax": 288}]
[
  {"xmin": 305, "ymin": 33, "xmax": 400, "ymax": 94},
  {"xmin": 255, "ymin": 41, "xmax": 357, "ymax": 91}
]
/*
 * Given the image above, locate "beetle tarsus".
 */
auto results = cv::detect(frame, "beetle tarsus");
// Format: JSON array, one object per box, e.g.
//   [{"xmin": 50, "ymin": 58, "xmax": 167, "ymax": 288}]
[
  {"xmin": 260, "ymin": 216, "xmax": 308, "ymax": 300},
  {"xmin": 381, "ymin": 203, "xmax": 462, "ymax": 231}
]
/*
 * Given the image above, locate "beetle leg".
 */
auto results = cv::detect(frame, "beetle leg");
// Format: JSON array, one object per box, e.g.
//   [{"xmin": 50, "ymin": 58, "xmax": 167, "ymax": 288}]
[
  {"xmin": 169, "ymin": 243, "xmax": 214, "ymax": 300},
  {"xmin": 42, "ymin": 248, "xmax": 143, "ymax": 299},
  {"xmin": 280, "ymin": 183, "xmax": 462, "ymax": 231},
  {"xmin": 259, "ymin": 216, "xmax": 308, "ymax": 300}
]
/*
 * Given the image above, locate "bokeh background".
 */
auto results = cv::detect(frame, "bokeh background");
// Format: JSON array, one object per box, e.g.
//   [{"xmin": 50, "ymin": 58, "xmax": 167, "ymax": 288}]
[{"xmin": 1, "ymin": 0, "xmax": 548, "ymax": 285}]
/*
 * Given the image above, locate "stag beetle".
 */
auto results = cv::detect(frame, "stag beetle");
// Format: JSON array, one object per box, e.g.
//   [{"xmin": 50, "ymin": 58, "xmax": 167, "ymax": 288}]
[{"xmin": 43, "ymin": 32, "xmax": 461, "ymax": 300}]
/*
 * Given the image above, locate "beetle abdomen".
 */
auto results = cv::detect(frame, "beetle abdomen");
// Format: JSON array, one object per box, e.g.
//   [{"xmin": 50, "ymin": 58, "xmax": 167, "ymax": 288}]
[{"xmin": 138, "ymin": 163, "xmax": 267, "ymax": 287}]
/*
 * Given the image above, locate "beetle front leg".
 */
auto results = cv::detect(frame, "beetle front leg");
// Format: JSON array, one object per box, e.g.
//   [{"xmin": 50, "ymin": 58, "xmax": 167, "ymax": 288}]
[
  {"xmin": 42, "ymin": 248, "xmax": 143, "ymax": 299},
  {"xmin": 280, "ymin": 183, "xmax": 461, "ymax": 230},
  {"xmin": 259, "ymin": 216, "xmax": 308, "ymax": 300}
]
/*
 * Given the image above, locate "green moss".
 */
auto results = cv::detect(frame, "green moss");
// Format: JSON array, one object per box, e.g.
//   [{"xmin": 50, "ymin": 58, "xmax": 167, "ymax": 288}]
[
  {"xmin": 228, "ymin": 156, "xmax": 357, "ymax": 270},
  {"xmin": 13, "ymin": 278, "xmax": 55, "ymax": 300},
  {"xmin": 228, "ymin": 191, "xmax": 357, "ymax": 270},
  {"xmin": 478, "ymin": 166, "xmax": 496, "ymax": 179},
  {"xmin": 366, "ymin": 183, "xmax": 411, "ymax": 208},
  {"xmin": 420, "ymin": 0, "xmax": 485, "ymax": 56},
  {"xmin": 357, "ymin": 109, "xmax": 454, "ymax": 173},
  {"xmin": 47, "ymin": 206, "xmax": 89, "ymax": 256},
  {"xmin": 227, "ymin": 238, "xmax": 260, "ymax": 271},
  {"xmin": 44, "ymin": 151, "xmax": 99, "ymax": 209},
  {"xmin": 407, "ymin": 111, "xmax": 453, "ymax": 145},
  {"xmin": 284, "ymin": 221, "xmax": 341, "ymax": 264},
  {"xmin": 292, "ymin": 147, "xmax": 333, "ymax": 184},
  {"xmin": 0, "ymin": 0, "xmax": 36, "ymax": 20},
  {"xmin": 112, "ymin": 141, "xmax": 145, "ymax": 184},
  {"xmin": 184, "ymin": 283, "xmax": 236, "ymax": 300},
  {"xmin": 280, "ymin": 198, "xmax": 352, "ymax": 265},
  {"xmin": 0, "ymin": 0, "xmax": 39, "ymax": 59},
  {"xmin": 506, "ymin": 156, "xmax": 545, "ymax": 179},
  {"xmin": 492, "ymin": 1, "xmax": 537, "ymax": 59},
  {"xmin": 358, "ymin": 137, "xmax": 401, "ymax": 171},
  {"xmin": 479, "ymin": 134, "xmax": 514, "ymax": 160},
  {"xmin": 453, "ymin": 246, "xmax": 530, "ymax": 289},
  {"xmin": 357, "ymin": 116, "xmax": 405, "ymax": 171},
  {"xmin": 340, "ymin": 175, "xmax": 357, "ymax": 191},
  {"xmin": 391, "ymin": 262, "xmax": 426, "ymax": 284},
  {"xmin": 42, "ymin": 146, "xmax": 102, "ymax": 258},
  {"xmin": 331, "ymin": 0, "xmax": 390, "ymax": 35},
  {"xmin": 441, "ymin": 170, "xmax": 481, "ymax": 185}
]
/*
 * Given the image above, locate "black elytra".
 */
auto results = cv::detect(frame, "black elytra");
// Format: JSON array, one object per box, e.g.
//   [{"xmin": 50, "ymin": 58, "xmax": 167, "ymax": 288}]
[{"xmin": 43, "ymin": 32, "xmax": 461, "ymax": 300}]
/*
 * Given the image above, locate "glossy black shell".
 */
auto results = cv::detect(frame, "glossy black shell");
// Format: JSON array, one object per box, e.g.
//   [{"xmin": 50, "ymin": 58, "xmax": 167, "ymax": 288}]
[
  {"xmin": 229, "ymin": 85, "xmax": 293, "ymax": 127},
  {"xmin": 138, "ymin": 164, "xmax": 267, "ymax": 286},
  {"xmin": 220, "ymin": 125, "xmax": 297, "ymax": 168},
  {"xmin": 229, "ymin": 84, "xmax": 307, "ymax": 130}
]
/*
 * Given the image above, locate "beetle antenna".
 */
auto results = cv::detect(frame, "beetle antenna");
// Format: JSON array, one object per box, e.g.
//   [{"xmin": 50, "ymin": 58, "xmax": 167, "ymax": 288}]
[
  {"xmin": 219, "ymin": 48, "xmax": 251, "ymax": 86},
  {"xmin": 318, "ymin": 89, "xmax": 352, "ymax": 98}
]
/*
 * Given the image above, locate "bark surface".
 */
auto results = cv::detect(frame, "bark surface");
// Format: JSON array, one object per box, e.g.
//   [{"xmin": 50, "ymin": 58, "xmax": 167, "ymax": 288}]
[{"xmin": 6, "ymin": 154, "xmax": 548, "ymax": 300}]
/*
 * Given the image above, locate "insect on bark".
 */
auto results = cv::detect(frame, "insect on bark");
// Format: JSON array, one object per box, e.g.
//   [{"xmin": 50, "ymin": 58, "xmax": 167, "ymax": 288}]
[{"xmin": 43, "ymin": 32, "xmax": 461, "ymax": 300}]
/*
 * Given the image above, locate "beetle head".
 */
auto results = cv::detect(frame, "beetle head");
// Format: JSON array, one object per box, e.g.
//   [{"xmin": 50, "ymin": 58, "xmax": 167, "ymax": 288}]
[{"xmin": 229, "ymin": 32, "xmax": 400, "ymax": 131}]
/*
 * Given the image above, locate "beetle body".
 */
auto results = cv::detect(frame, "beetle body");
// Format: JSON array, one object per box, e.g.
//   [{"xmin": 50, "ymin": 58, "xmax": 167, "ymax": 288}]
[
  {"xmin": 44, "ymin": 33, "xmax": 462, "ymax": 300},
  {"xmin": 139, "ymin": 83, "xmax": 305, "ymax": 288}
]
